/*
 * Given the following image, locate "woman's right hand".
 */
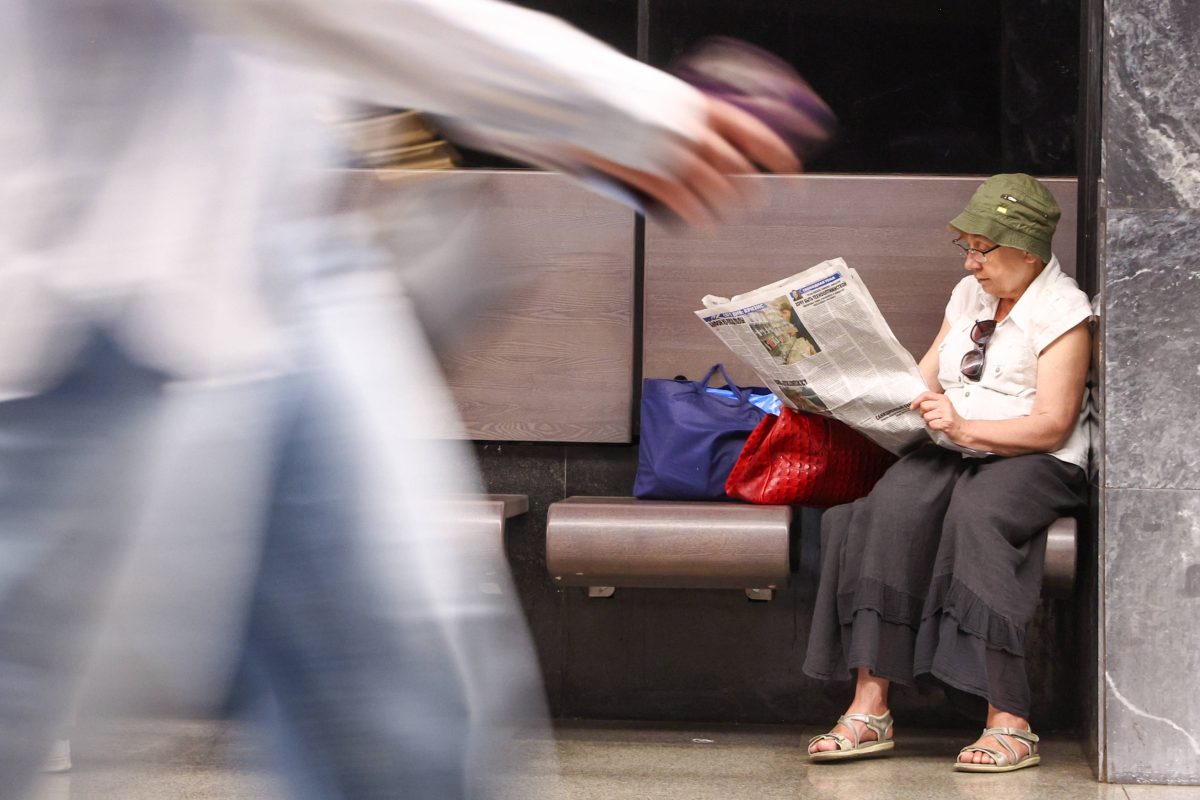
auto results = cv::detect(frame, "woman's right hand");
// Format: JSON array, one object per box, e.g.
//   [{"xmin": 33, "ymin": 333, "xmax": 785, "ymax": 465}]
[{"xmin": 912, "ymin": 391, "xmax": 969, "ymax": 445}]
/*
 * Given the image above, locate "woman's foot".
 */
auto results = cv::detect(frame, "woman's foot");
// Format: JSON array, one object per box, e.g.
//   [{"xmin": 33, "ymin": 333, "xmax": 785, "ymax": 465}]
[
  {"xmin": 955, "ymin": 707, "xmax": 1040, "ymax": 772},
  {"xmin": 808, "ymin": 668, "xmax": 894, "ymax": 760}
]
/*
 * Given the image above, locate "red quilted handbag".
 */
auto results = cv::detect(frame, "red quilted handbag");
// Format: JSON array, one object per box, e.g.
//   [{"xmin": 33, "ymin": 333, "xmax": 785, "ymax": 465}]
[{"xmin": 725, "ymin": 408, "xmax": 897, "ymax": 508}]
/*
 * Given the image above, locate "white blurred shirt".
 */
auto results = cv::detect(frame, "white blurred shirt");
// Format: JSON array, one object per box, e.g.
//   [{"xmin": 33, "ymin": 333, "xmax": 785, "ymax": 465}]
[
  {"xmin": 0, "ymin": 0, "xmax": 708, "ymax": 398},
  {"xmin": 936, "ymin": 256, "xmax": 1093, "ymax": 469}
]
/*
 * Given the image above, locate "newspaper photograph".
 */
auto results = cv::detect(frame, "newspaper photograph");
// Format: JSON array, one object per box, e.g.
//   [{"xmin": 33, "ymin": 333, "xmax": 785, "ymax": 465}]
[{"xmin": 696, "ymin": 257, "xmax": 973, "ymax": 456}]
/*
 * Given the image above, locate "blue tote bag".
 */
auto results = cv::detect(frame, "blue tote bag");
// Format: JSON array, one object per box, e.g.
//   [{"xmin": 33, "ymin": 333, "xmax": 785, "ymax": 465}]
[{"xmin": 633, "ymin": 364, "xmax": 768, "ymax": 500}]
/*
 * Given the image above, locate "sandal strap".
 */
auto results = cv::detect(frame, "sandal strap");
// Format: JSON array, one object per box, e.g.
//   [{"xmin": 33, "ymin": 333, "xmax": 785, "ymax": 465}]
[
  {"xmin": 981, "ymin": 726, "xmax": 1039, "ymax": 745},
  {"xmin": 840, "ymin": 711, "xmax": 893, "ymax": 746},
  {"xmin": 969, "ymin": 726, "xmax": 1038, "ymax": 765},
  {"xmin": 982, "ymin": 726, "xmax": 1038, "ymax": 759},
  {"xmin": 808, "ymin": 710, "xmax": 893, "ymax": 752}
]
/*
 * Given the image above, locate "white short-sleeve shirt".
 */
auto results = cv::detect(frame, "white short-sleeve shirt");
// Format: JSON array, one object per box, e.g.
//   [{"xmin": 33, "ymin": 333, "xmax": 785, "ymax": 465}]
[{"xmin": 936, "ymin": 256, "xmax": 1093, "ymax": 469}]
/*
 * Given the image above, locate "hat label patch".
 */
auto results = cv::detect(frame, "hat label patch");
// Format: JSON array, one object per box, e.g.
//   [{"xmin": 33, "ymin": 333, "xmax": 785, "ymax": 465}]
[{"xmin": 996, "ymin": 205, "xmax": 1008, "ymax": 214}]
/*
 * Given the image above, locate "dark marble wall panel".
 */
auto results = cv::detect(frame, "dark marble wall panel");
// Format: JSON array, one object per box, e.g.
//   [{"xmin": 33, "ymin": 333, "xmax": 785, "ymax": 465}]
[
  {"xmin": 1102, "ymin": 488, "xmax": 1200, "ymax": 783},
  {"xmin": 1099, "ymin": 0, "xmax": 1200, "ymax": 782},
  {"xmin": 1081, "ymin": 476, "xmax": 1102, "ymax": 772},
  {"xmin": 563, "ymin": 445, "xmax": 640, "ymax": 498},
  {"xmin": 1104, "ymin": 0, "xmax": 1200, "ymax": 210},
  {"xmin": 1103, "ymin": 210, "xmax": 1200, "ymax": 490}
]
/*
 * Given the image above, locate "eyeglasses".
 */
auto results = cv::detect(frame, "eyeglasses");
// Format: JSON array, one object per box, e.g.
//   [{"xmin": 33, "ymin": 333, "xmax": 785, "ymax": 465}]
[
  {"xmin": 960, "ymin": 319, "xmax": 997, "ymax": 382},
  {"xmin": 953, "ymin": 239, "xmax": 1002, "ymax": 263}
]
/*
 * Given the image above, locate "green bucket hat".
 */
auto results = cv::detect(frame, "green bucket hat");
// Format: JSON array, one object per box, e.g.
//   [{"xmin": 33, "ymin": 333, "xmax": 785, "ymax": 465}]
[{"xmin": 949, "ymin": 173, "xmax": 1061, "ymax": 263}]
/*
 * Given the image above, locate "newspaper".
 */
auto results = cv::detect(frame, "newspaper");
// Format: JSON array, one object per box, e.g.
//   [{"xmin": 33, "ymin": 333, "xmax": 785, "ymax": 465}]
[{"xmin": 696, "ymin": 257, "xmax": 968, "ymax": 456}]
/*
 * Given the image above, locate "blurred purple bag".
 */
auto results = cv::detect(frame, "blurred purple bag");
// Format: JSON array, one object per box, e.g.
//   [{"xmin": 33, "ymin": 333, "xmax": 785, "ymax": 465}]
[
  {"xmin": 634, "ymin": 364, "xmax": 768, "ymax": 501},
  {"xmin": 583, "ymin": 38, "xmax": 835, "ymax": 219},
  {"xmin": 672, "ymin": 36, "xmax": 838, "ymax": 164}
]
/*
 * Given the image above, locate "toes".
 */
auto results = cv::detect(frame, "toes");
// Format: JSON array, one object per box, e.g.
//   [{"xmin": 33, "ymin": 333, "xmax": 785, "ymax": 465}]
[{"xmin": 958, "ymin": 748, "xmax": 995, "ymax": 765}]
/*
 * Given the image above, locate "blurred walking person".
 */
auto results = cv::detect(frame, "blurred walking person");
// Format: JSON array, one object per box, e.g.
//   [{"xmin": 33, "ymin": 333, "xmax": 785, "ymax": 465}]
[{"xmin": 0, "ymin": 1, "xmax": 799, "ymax": 798}]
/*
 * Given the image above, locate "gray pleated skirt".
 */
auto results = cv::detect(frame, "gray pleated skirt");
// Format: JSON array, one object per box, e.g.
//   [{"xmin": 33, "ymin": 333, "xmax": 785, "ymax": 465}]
[{"xmin": 802, "ymin": 444, "xmax": 1087, "ymax": 718}]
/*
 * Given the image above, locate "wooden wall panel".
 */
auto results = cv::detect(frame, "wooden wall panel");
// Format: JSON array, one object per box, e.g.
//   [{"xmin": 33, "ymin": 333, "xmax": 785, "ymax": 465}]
[
  {"xmin": 644, "ymin": 175, "xmax": 1078, "ymax": 387},
  {"xmin": 339, "ymin": 170, "xmax": 636, "ymax": 442}
]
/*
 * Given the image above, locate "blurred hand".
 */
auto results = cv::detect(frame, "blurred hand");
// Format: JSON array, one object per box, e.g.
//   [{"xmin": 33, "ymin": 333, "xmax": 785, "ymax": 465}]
[{"xmin": 577, "ymin": 97, "xmax": 801, "ymax": 228}]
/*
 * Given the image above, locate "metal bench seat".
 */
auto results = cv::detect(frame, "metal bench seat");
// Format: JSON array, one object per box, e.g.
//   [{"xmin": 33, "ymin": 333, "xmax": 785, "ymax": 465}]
[
  {"xmin": 546, "ymin": 496, "xmax": 1077, "ymax": 600},
  {"xmin": 547, "ymin": 497, "xmax": 792, "ymax": 600},
  {"xmin": 434, "ymin": 494, "xmax": 528, "ymax": 595}
]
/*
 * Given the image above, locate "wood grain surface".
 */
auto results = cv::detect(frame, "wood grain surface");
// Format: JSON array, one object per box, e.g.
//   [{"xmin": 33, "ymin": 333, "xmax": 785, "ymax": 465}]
[
  {"xmin": 644, "ymin": 175, "xmax": 1078, "ymax": 387},
  {"xmin": 338, "ymin": 170, "xmax": 637, "ymax": 442},
  {"xmin": 337, "ymin": 172, "xmax": 1077, "ymax": 441}
]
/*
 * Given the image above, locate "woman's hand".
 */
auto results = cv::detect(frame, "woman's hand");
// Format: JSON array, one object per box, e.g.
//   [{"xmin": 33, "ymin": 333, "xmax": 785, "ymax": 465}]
[{"xmin": 911, "ymin": 391, "xmax": 968, "ymax": 443}]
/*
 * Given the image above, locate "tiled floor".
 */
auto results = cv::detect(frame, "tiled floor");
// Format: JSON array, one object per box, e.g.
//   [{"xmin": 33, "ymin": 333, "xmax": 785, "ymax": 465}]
[{"xmin": 27, "ymin": 719, "xmax": 1200, "ymax": 800}]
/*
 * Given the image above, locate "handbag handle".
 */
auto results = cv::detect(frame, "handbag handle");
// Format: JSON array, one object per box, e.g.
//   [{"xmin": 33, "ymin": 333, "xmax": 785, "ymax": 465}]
[{"xmin": 699, "ymin": 363, "xmax": 751, "ymax": 402}]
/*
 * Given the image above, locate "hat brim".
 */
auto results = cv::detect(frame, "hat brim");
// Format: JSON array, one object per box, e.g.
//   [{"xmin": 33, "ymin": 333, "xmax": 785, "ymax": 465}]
[{"xmin": 949, "ymin": 209, "xmax": 1052, "ymax": 263}]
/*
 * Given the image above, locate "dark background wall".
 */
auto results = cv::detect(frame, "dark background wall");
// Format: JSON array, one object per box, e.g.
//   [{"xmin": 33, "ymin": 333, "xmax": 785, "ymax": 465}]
[
  {"xmin": 468, "ymin": 0, "xmax": 1080, "ymax": 176},
  {"xmin": 469, "ymin": 1, "xmax": 1087, "ymax": 730}
]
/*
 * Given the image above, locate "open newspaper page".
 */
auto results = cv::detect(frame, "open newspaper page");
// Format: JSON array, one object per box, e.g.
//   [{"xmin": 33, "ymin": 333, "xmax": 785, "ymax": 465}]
[{"xmin": 696, "ymin": 257, "xmax": 972, "ymax": 456}]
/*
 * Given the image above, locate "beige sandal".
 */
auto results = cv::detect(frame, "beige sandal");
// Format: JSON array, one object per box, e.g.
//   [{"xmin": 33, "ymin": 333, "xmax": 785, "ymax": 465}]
[
  {"xmin": 808, "ymin": 711, "xmax": 895, "ymax": 762},
  {"xmin": 955, "ymin": 726, "xmax": 1041, "ymax": 773}
]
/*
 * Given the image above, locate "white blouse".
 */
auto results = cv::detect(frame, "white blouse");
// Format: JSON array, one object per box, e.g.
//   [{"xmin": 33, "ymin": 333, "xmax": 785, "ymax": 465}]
[{"xmin": 936, "ymin": 256, "xmax": 1093, "ymax": 469}]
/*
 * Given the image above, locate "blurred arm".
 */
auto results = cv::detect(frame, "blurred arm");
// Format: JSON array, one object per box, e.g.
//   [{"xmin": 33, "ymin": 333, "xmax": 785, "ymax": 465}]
[
  {"xmin": 184, "ymin": 0, "xmax": 710, "ymax": 177},
  {"xmin": 182, "ymin": 0, "xmax": 798, "ymax": 224}
]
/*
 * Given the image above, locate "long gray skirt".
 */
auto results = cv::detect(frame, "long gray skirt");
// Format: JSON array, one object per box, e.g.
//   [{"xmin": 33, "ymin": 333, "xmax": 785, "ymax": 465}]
[{"xmin": 802, "ymin": 444, "xmax": 1087, "ymax": 718}]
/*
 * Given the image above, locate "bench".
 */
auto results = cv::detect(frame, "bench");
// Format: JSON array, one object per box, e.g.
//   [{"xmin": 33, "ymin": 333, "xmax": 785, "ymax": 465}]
[
  {"xmin": 434, "ymin": 494, "xmax": 529, "ymax": 594},
  {"xmin": 545, "ymin": 175, "xmax": 1082, "ymax": 601},
  {"xmin": 547, "ymin": 497, "xmax": 1077, "ymax": 599},
  {"xmin": 546, "ymin": 497, "xmax": 792, "ymax": 600}
]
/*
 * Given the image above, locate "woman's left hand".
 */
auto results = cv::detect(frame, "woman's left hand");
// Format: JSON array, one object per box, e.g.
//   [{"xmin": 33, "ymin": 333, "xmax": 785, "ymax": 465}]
[{"xmin": 911, "ymin": 391, "xmax": 967, "ymax": 442}]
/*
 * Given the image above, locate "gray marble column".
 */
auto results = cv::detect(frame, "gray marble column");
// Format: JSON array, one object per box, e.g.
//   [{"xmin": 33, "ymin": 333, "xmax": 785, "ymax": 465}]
[{"xmin": 1099, "ymin": 0, "xmax": 1200, "ymax": 784}]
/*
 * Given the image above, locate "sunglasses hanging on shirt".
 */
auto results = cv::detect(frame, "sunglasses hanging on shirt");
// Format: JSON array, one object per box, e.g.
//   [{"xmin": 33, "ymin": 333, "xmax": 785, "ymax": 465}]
[{"xmin": 959, "ymin": 319, "xmax": 997, "ymax": 382}]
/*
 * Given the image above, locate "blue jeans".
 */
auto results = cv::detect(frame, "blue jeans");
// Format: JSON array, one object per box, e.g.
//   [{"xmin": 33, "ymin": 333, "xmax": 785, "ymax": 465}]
[{"xmin": 0, "ymin": 337, "xmax": 473, "ymax": 799}]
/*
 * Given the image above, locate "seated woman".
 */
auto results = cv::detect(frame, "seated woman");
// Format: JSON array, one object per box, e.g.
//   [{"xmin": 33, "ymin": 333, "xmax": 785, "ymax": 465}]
[{"xmin": 803, "ymin": 174, "xmax": 1092, "ymax": 773}]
